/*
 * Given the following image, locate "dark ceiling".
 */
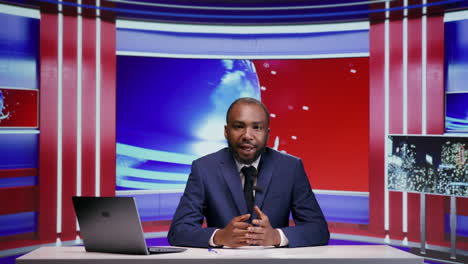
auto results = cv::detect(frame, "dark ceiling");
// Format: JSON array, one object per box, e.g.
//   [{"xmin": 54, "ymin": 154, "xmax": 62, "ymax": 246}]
[{"xmin": 3, "ymin": 0, "xmax": 468, "ymax": 25}]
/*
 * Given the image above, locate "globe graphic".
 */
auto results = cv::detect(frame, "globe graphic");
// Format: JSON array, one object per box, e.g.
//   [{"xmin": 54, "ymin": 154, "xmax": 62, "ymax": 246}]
[{"xmin": 0, "ymin": 89, "xmax": 9, "ymax": 120}]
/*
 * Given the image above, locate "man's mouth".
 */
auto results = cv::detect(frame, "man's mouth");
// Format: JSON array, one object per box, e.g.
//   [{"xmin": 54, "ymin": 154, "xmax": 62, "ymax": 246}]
[{"xmin": 238, "ymin": 144, "xmax": 256, "ymax": 155}]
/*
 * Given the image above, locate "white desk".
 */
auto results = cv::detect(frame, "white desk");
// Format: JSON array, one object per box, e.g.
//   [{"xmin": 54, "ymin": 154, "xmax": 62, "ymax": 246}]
[{"xmin": 16, "ymin": 245, "xmax": 423, "ymax": 264}]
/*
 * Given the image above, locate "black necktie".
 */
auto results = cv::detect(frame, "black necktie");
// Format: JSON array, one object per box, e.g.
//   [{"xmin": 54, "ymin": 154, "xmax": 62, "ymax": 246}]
[{"xmin": 241, "ymin": 166, "xmax": 256, "ymax": 214}]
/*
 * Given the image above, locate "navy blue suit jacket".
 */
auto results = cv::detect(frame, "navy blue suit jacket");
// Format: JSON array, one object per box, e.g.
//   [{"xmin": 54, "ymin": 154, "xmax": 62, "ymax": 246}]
[{"xmin": 168, "ymin": 147, "xmax": 329, "ymax": 248}]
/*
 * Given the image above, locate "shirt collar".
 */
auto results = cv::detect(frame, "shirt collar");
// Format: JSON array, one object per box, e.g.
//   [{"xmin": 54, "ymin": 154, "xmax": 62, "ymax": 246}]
[{"xmin": 235, "ymin": 155, "xmax": 261, "ymax": 173}]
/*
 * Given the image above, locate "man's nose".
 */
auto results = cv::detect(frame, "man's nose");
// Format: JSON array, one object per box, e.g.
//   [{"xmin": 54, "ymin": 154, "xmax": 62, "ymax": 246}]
[{"xmin": 242, "ymin": 127, "xmax": 254, "ymax": 140}]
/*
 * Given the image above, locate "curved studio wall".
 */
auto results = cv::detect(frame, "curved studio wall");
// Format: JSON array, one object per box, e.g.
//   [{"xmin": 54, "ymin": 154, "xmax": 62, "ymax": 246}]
[{"xmin": 0, "ymin": 1, "xmax": 467, "ymax": 261}]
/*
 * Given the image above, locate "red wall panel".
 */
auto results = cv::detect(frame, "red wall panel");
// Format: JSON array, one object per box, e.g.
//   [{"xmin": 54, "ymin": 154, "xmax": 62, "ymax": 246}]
[
  {"xmin": 406, "ymin": 16, "xmax": 423, "ymax": 243},
  {"xmin": 60, "ymin": 14, "xmax": 78, "ymax": 240},
  {"xmin": 407, "ymin": 193, "xmax": 421, "ymax": 242},
  {"xmin": 81, "ymin": 17, "xmax": 97, "ymax": 197},
  {"xmin": 0, "ymin": 187, "xmax": 37, "ymax": 215},
  {"xmin": 407, "ymin": 18, "xmax": 423, "ymax": 135},
  {"xmin": 425, "ymin": 15, "xmax": 446, "ymax": 247},
  {"xmin": 369, "ymin": 22, "xmax": 386, "ymax": 236},
  {"xmin": 425, "ymin": 16, "xmax": 444, "ymax": 135},
  {"xmin": 0, "ymin": 169, "xmax": 37, "ymax": 178},
  {"xmin": 389, "ymin": 19, "xmax": 404, "ymax": 240},
  {"xmin": 100, "ymin": 20, "xmax": 116, "ymax": 196},
  {"xmin": 38, "ymin": 12, "xmax": 59, "ymax": 242}
]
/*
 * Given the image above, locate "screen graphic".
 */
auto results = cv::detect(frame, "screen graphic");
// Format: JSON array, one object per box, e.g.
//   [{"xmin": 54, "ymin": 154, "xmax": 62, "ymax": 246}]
[
  {"xmin": 446, "ymin": 93, "xmax": 468, "ymax": 132},
  {"xmin": 117, "ymin": 56, "xmax": 370, "ymax": 192},
  {"xmin": 387, "ymin": 135, "xmax": 468, "ymax": 197},
  {"xmin": 445, "ymin": 19, "xmax": 468, "ymax": 132},
  {"xmin": 0, "ymin": 88, "xmax": 38, "ymax": 128}
]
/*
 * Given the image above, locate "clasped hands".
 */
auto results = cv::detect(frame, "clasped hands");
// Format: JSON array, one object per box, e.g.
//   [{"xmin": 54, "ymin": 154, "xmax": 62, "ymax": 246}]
[{"xmin": 213, "ymin": 206, "xmax": 281, "ymax": 248}]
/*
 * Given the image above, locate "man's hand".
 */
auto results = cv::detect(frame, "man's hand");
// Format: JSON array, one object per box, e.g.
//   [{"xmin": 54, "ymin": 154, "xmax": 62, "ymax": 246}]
[
  {"xmin": 213, "ymin": 214, "xmax": 252, "ymax": 248},
  {"xmin": 245, "ymin": 206, "xmax": 281, "ymax": 246}
]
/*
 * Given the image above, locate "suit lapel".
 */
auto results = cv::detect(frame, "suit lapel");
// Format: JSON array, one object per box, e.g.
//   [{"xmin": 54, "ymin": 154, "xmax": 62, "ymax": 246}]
[
  {"xmin": 219, "ymin": 148, "xmax": 247, "ymax": 215},
  {"xmin": 254, "ymin": 148, "xmax": 274, "ymax": 210}
]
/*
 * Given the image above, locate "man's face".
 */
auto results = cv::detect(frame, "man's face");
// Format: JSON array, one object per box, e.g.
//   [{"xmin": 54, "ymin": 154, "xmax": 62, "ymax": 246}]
[{"xmin": 225, "ymin": 102, "xmax": 270, "ymax": 164}]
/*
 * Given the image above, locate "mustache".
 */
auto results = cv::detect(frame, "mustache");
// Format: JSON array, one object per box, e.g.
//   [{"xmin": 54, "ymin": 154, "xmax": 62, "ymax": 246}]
[{"xmin": 237, "ymin": 143, "xmax": 257, "ymax": 148}]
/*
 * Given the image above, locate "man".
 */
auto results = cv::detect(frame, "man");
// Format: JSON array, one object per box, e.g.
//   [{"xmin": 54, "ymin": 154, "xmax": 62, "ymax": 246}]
[{"xmin": 168, "ymin": 97, "xmax": 329, "ymax": 248}]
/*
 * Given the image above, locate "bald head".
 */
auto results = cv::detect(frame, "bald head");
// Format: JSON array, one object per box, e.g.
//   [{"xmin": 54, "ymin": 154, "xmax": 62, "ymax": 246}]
[{"xmin": 226, "ymin": 97, "xmax": 270, "ymax": 126}]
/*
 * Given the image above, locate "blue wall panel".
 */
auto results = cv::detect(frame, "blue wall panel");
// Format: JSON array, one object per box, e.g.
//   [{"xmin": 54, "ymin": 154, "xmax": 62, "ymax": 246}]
[
  {"xmin": 444, "ymin": 214, "xmax": 468, "ymax": 237},
  {"xmin": 0, "ymin": 133, "xmax": 38, "ymax": 169},
  {"xmin": 0, "ymin": 212, "xmax": 36, "ymax": 237},
  {"xmin": 315, "ymin": 194, "xmax": 369, "ymax": 225},
  {"xmin": 0, "ymin": 13, "xmax": 39, "ymax": 89},
  {"xmin": 118, "ymin": 193, "xmax": 183, "ymax": 222},
  {"xmin": 0, "ymin": 176, "xmax": 37, "ymax": 188}
]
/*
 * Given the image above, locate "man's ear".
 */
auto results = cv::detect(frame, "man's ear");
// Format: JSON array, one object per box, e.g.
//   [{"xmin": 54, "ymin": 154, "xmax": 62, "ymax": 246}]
[{"xmin": 224, "ymin": 125, "xmax": 228, "ymax": 140}]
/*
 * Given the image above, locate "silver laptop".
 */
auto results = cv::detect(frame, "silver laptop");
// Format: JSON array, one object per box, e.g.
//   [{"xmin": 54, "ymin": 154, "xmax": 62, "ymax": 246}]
[{"xmin": 72, "ymin": 196, "xmax": 186, "ymax": 255}]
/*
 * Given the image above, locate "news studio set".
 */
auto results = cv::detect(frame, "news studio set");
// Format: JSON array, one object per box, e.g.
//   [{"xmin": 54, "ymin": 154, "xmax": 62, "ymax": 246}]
[{"xmin": 0, "ymin": 0, "xmax": 467, "ymax": 264}]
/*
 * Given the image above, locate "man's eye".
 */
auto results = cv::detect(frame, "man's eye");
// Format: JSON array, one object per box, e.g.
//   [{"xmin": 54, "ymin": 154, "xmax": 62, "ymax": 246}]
[
  {"xmin": 253, "ymin": 126, "xmax": 263, "ymax": 131},
  {"xmin": 233, "ymin": 124, "xmax": 243, "ymax": 129}
]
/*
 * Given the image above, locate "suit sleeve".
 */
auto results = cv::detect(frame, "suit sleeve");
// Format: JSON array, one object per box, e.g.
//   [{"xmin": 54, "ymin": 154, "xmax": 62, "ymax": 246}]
[
  {"xmin": 281, "ymin": 159, "xmax": 330, "ymax": 247},
  {"xmin": 167, "ymin": 160, "xmax": 216, "ymax": 247}
]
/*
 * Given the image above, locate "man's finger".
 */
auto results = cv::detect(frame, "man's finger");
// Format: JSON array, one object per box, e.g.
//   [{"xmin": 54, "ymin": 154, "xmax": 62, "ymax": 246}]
[
  {"xmin": 233, "ymin": 237, "xmax": 249, "ymax": 245},
  {"xmin": 233, "ymin": 214, "xmax": 251, "ymax": 222},
  {"xmin": 246, "ymin": 239, "xmax": 263, "ymax": 245},
  {"xmin": 253, "ymin": 206, "xmax": 266, "ymax": 219},
  {"xmin": 235, "ymin": 237, "xmax": 249, "ymax": 242},
  {"xmin": 232, "ymin": 233, "xmax": 248, "ymax": 238},
  {"xmin": 246, "ymin": 233, "xmax": 264, "ymax": 241},
  {"xmin": 247, "ymin": 226, "xmax": 265, "ymax": 234},
  {"xmin": 252, "ymin": 218, "xmax": 268, "ymax": 227},
  {"xmin": 232, "ymin": 228, "xmax": 249, "ymax": 235},
  {"xmin": 232, "ymin": 242, "xmax": 249, "ymax": 248},
  {"xmin": 232, "ymin": 221, "xmax": 251, "ymax": 229}
]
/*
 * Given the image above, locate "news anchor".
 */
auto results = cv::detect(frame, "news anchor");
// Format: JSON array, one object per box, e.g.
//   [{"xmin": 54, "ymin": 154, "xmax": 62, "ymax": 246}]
[{"xmin": 168, "ymin": 97, "xmax": 329, "ymax": 248}]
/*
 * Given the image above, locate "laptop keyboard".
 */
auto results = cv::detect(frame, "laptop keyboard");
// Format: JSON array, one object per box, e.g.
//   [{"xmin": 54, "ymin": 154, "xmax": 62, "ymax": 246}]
[{"xmin": 148, "ymin": 247, "xmax": 187, "ymax": 254}]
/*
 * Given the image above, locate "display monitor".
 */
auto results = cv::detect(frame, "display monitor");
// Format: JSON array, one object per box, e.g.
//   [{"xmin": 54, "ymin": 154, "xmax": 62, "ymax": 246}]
[{"xmin": 387, "ymin": 135, "xmax": 468, "ymax": 197}]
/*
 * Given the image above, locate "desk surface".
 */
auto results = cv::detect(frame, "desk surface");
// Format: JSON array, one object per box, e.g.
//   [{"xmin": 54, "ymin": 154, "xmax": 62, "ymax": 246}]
[{"xmin": 16, "ymin": 245, "xmax": 423, "ymax": 264}]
